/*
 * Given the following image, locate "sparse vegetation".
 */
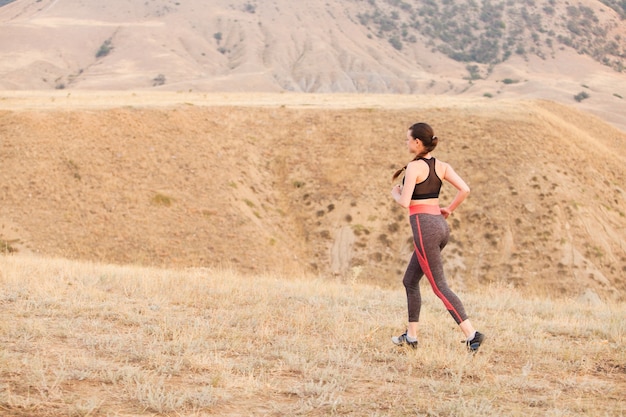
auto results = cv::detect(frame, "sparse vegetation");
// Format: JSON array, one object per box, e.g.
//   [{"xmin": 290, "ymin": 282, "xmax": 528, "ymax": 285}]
[
  {"xmin": 466, "ymin": 64, "xmax": 482, "ymax": 80},
  {"xmin": 2, "ymin": 96, "xmax": 624, "ymax": 311},
  {"xmin": 354, "ymin": 0, "xmax": 625, "ymax": 71},
  {"xmin": 95, "ymin": 38, "xmax": 113, "ymax": 58},
  {"xmin": 351, "ymin": 224, "xmax": 369, "ymax": 236},
  {"xmin": 243, "ymin": 2, "xmax": 256, "ymax": 13},
  {"xmin": 600, "ymin": 0, "xmax": 626, "ymax": 18},
  {"xmin": 387, "ymin": 222, "xmax": 400, "ymax": 232},
  {"xmin": 574, "ymin": 91, "xmax": 590, "ymax": 102},
  {"xmin": 152, "ymin": 193, "xmax": 173, "ymax": 206},
  {"xmin": 65, "ymin": 158, "xmax": 81, "ymax": 180},
  {"xmin": 0, "ymin": 255, "xmax": 624, "ymax": 416},
  {"xmin": 152, "ymin": 73, "xmax": 166, "ymax": 86},
  {"xmin": 389, "ymin": 36, "xmax": 403, "ymax": 50},
  {"xmin": 0, "ymin": 239, "xmax": 18, "ymax": 253}
]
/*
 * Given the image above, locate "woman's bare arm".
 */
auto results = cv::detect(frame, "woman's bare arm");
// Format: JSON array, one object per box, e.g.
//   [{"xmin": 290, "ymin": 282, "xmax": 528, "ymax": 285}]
[
  {"xmin": 440, "ymin": 163, "xmax": 470, "ymax": 218},
  {"xmin": 391, "ymin": 161, "xmax": 421, "ymax": 208}
]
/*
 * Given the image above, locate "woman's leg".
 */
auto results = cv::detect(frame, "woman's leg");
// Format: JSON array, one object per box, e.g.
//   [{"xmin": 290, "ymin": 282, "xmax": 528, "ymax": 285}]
[
  {"xmin": 410, "ymin": 214, "xmax": 468, "ymax": 325},
  {"xmin": 459, "ymin": 319, "xmax": 477, "ymax": 339},
  {"xmin": 402, "ymin": 251, "xmax": 423, "ymax": 338}
]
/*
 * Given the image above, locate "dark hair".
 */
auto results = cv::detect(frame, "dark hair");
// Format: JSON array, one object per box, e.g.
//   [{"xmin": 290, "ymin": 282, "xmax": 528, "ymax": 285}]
[{"xmin": 392, "ymin": 122, "xmax": 439, "ymax": 181}]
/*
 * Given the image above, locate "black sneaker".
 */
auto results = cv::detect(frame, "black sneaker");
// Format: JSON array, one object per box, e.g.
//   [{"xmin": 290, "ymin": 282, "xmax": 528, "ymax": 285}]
[
  {"xmin": 465, "ymin": 331, "xmax": 485, "ymax": 352},
  {"xmin": 391, "ymin": 332, "xmax": 418, "ymax": 349}
]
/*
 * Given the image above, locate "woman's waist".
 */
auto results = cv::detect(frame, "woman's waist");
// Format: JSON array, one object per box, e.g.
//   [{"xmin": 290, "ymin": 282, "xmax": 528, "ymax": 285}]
[
  {"xmin": 410, "ymin": 197, "xmax": 438, "ymax": 205},
  {"xmin": 409, "ymin": 203, "xmax": 441, "ymax": 216}
]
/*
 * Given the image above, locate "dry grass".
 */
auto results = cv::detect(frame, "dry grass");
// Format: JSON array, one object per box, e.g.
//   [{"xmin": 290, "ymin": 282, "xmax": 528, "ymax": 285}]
[
  {"xmin": 1, "ymin": 254, "xmax": 624, "ymax": 416},
  {"xmin": 1, "ymin": 93, "xmax": 625, "ymax": 302}
]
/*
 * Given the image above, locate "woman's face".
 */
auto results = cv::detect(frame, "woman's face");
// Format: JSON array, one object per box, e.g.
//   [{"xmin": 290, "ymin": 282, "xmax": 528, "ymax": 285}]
[{"xmin": 406, "ymin": 130, "xmax": 421, "ymax": 154}]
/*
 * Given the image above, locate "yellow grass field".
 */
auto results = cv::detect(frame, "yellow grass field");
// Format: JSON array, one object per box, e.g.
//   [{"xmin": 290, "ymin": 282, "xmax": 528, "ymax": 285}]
[{"xmin": 1, "ymin": 254, "xmax": 624, "ymax": 416}]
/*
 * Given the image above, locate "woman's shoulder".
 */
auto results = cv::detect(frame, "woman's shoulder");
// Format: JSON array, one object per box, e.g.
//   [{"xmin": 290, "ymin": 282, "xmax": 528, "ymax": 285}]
[
  {"xmin": 407, "ymin": 158, "xmax": 429, "ymax": 169},
  {"xmin": 434, "ymin": 158, "xmax": 451, "ymax": 176}
]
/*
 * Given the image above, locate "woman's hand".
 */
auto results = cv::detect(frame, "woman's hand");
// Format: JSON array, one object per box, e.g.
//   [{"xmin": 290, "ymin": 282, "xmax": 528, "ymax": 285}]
[
  {"xmin": 440, "ymin": 206, "xmax": 452, "ymax": 219},
  {"xmin": 391, "ymin": 184, "xmax": 402, "ymax": 200}
]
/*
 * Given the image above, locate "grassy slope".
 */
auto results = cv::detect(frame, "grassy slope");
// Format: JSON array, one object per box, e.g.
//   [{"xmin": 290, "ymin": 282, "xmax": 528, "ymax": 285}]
[
  {"xmin": 0, "ymin": 254, "xmax": 624, "ymax": 416},
  {"xmin": 0, "ymin": 92, "xmax": 625, "ymax": 300}
]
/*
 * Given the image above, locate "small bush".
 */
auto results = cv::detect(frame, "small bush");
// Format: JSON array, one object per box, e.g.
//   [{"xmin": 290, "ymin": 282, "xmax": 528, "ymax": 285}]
[
  {"xmin": 466, "ymin": 65, "xmax": 481, "ymax": 80},
  {"xmin": 574, "ymin": 91, "xmax": 590, "ymax": 102},
  {"xmin": 0, "ymin": 239, "xmax": 18, "ymax": 254},
  {"xmin": 152, "ymin": 193, "xmax": 173, "ymax": 207},
  {"xmin": 352, "ymin": 224, "xmax": 369, "ymax": 236},
  {"xmin": 389, "ymin": 37, "xmax": 403, "ymax": 50},
  {"xmin": 152, "ymin": 74, "xmax": 166, "ymax": 87},
  {"xmin": 96, "ymin": 39, "xmax": 113, "ymax": 58}
]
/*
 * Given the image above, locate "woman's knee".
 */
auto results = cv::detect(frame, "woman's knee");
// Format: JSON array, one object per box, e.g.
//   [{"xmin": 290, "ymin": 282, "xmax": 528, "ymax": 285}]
[{"xmin": 403, "ymin": 277, "xmax": 418, "ymax": 291}]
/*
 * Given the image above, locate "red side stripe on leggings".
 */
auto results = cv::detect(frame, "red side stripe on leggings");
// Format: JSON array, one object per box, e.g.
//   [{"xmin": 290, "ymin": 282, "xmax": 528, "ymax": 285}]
[{"xmin": 413, "ymin": 217, "xmax": 464, "ymax": 323}]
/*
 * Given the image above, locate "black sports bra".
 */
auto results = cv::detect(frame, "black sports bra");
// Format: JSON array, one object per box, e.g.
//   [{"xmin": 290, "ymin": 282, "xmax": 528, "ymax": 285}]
[{"xmin": 402, "ymin": 157, "xmax": 442, "ymax": 200}]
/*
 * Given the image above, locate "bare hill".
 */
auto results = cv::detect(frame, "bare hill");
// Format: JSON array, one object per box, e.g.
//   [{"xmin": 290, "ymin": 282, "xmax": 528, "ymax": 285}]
[
  {"xmin": 1, "ymin": 0, "xmax": 625, "ymax": 131},
  {"xmin": 1, "ymin": 91, "xmax": 624, "ymax": 301}
]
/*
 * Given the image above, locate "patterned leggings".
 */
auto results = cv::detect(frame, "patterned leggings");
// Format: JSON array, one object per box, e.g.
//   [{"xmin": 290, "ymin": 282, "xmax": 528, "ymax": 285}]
[{"xmin": 403, "ymin": 205, "xmax": 468, "ymax": 324}]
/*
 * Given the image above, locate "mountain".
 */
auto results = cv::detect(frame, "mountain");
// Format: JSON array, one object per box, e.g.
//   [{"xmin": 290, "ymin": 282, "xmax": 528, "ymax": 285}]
[{"xmin": 0, "ymin": 0, "xmax": 625, "ymax": 130}]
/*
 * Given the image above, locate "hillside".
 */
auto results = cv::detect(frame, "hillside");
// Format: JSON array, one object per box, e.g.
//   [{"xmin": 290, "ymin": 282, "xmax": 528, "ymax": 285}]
[
  {"xmin": 0, "ymin": 0, "xmax": 625, "ymax": 131},
  {"xmin": 1, "ymin": 91, "xmax": 625, "ymax": 301}
]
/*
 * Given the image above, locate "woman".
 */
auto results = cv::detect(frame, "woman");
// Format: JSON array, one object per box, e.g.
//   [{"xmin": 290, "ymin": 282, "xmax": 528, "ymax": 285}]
[{"xmin": 390, "ymin": 122, "xmax": 484, "ymax": 352}]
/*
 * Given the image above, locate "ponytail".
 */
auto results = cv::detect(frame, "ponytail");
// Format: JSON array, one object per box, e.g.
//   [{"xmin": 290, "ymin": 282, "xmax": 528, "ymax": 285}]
[
  {"xmin": 392, "ymin": 166, "xmax": 405, "ymax": 182},
  {"xmin": 391, "ymin": 122, "xmax": 438, "ymax": 182}
]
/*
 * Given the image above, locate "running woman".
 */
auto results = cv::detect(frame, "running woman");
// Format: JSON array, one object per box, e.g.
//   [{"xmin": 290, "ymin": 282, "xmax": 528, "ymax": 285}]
[{"xmin": 390, "ymin": 122, "xmax": 485, "ymax": 352}]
